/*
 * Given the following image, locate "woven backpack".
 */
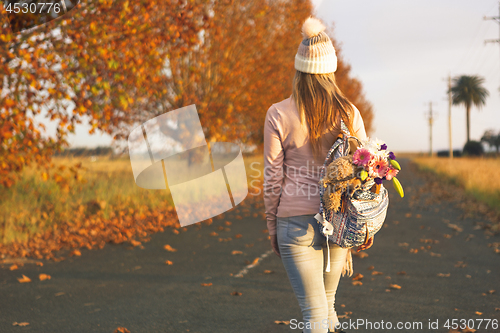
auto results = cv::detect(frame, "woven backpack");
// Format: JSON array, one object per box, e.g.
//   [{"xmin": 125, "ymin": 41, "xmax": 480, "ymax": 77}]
[{"xmin": 314, "ymin": 120, "xmax": 389, "ymax": 272}]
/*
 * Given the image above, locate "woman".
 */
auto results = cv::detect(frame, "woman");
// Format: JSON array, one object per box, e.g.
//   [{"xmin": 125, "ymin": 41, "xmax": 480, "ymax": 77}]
[{"xmin": 263, "ymin": 17, "xmax": 373, "ymax": 333}]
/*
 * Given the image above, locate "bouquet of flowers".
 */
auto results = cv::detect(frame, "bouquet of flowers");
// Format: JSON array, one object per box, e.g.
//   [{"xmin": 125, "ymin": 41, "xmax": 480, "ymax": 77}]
[
  {"xmin": 352, "ymin": 138, "xmax": 404, "ymax": 197},
  {"xmin": 321, "ymin": 137, "xmax": 404, "ymax": 213}
]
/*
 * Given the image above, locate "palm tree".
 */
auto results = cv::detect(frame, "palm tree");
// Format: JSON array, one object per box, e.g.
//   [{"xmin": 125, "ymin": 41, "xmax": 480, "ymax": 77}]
[{"xmin": 450, "ymin": 75, "xmax": 489, "ymax": 143}]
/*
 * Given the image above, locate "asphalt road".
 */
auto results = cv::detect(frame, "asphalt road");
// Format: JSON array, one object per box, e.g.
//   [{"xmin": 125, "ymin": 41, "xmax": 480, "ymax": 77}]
[{"xmin": 0, "ymin": 159, "xmax": 499, "ymax": 333}]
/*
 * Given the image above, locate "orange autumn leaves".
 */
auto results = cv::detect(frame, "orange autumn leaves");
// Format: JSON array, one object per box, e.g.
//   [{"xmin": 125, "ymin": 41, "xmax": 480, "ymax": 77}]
[
  {"xmin": 1, "ymin": 0, "xmax": 374, "ymax": 191},
  {"xmin": 16, "ymin": 273, "xmax": 51, "ymax": 283},
  {"xmin": 0, "ymin": 204, "xmax": 178, "ymax": 260},
  {"xmin": 0, "ymin": 0, "xmax": 209, "ymax": 189}
]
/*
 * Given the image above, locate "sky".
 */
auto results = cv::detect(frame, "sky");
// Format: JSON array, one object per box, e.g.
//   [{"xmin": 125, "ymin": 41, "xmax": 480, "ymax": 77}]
[
  {"xmin": 41, "ymin": 0, "xmax": 500, "ymax": 153},
  {"xmin": 312, "ymin": 0, "xmax": 500, "ymax": 153}
]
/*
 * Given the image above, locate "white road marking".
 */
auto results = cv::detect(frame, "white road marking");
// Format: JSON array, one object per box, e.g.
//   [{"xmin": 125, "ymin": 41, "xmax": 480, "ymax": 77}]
[{"xmin": 233, "ymin": 249, "xmax": 274, "ymax": 278}]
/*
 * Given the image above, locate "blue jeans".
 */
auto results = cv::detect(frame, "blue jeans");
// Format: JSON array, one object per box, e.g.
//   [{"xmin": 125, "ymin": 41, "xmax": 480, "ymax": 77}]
[{"xmin": 277, "ymin": 214, "xmax": 348, "ymax": 333}]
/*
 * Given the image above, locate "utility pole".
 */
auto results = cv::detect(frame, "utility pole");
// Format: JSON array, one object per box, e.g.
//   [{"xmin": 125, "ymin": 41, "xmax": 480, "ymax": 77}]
[
  {"xmin": 425, "ymin": 102, "xmax": 436, "ymax": 157},
  {"xmin": 448, "ymin": 74, "xmax": 453, "ymax": 159},
  {"xmin": 485, "ymin": 1, "xmax": 500, "ymax": 85}
]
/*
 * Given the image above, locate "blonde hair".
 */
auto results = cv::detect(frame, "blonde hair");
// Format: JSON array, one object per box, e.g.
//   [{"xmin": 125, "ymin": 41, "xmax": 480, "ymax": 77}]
[{"xmin": 292, "ymin": 70, "xmax": 355, "ymax": 162}]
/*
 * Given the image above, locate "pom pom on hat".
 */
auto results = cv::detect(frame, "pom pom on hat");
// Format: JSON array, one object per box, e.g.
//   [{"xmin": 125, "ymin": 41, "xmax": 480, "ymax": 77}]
[
  {"xmin": 301, "ymin": 16, "xmax": 326, "ymax": 39},
  {"xmin": 295, "ymin": 16, "xmax": 337, "ymax": 74}
]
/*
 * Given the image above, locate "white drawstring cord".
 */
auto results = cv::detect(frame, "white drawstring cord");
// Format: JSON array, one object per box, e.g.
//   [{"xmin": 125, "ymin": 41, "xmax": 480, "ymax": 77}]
[{"xmin": 325, "ymin": 234, "xmax": 331, "ymax": 272}]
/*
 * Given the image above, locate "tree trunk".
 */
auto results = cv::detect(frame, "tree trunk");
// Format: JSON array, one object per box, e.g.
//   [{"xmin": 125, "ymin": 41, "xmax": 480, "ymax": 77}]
[{"xmin": 466, "ymin": 104, "xmax": 471, "ymax": 143}]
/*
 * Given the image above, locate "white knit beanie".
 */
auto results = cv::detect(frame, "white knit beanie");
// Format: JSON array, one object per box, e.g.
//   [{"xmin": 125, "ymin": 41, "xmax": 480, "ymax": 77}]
[{"xmin": 295, "ymin": 17, "xmax": 337, "ymax": 74}]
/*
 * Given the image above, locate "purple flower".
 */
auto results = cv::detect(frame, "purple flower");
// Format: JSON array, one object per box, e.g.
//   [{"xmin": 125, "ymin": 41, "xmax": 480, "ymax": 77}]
[
  {"xmin": 374, "ymin": 177, "xmax": 383, "ymax": 184},
  {"xmin": 380, "ymin": 144, "xmax": 387, "ymax": 150},
  {"xmin": 388, "ymin": 151, "xmax": 396, "ymax": 160}
]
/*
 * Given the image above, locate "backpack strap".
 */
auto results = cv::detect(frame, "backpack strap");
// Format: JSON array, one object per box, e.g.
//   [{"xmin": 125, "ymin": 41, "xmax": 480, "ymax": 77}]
[{"xmin": 340, "ymin": 118, "xmax": 350, "ymax": 136}]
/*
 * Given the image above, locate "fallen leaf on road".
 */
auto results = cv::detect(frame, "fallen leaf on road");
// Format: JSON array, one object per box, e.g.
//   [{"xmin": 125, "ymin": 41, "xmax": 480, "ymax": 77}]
[
  {"xmin": 113, "ymin": 327, "xmax": 131, "ymax": 333},
  {"xmin": 352, "ymin": 251, "xmax": 368, "ymax": 258},
  {"xmin": 495, "ymin": 308, "xmax": 500, "ymax": 311},
  {"xmin": 389, "ymin": 284, "xmax": 401, "ymax": 289},
  {"xmin": 410, "ymin": 248, "xmax": 418, "ymax": 253},
  {"xmin": 232, "ymin": 250, "xmax": 243, "ymax": 255},
  {"xmin": 475, "ymin": 311, "xmax": 482, "ymax": 315},
  {"xmin": 163, "ymin": 244, "xmax": 177, "ymax": 252},
  {"xmin": 218, "ymin": 237, "xmax": 232, "ymax": 242},
  {"xmin": 397, "ymin": 271, "xmax": 406, "ymax": 275},
  {"xmin": 371, "ymin": 271, "xmax": 383, "ymax": 275},
  {"xmin": 217, "ymin": 226, "xmax": 224, "ymax": 231},
  {"xmin": 437, "ymin": 273, "xmax": 450, "ymax": 277},
  {"xmin": 352, "ymin": 281, "xmax": 362, "ymax": 286},
  {"xmin": 245, "ymin": 243, "xmax": 254, "ymax": 248},
  {"xmin": 70, "ymin": 249, "xmax": 82, "ymax": 256},
  {"xmin": 405, "ymin": 213, "xmax": 412, "ymax": 218},
  {"xmin": 201, "ymin": 283, "xmax": 212, "ymax": 287},
  {"xmin": 17, "ymin": 275, "xmax": 31, "ymax": 283},
  {"xmin": 430, "ymin": 252, "xmax": 441, "ymax": 257},
  {"xmin": 39, "ymin": 274, "xmax": 51, "ymax": 281},
  {"xmin": 454, "ymin": 261, "xmax": 467, "ymax": 268},
  {"xmin": 338, "ymin": 311, "xmax": 352, "ymax": 319},
  {"xmin": 462, "ymin": 327, "xmax": 477, "ymax": 332},
  {"xmin": 251, "ymin": 258, "xmax": 260, "ymax": 265},
  {"xmin": 416, "ymin": 214, "xmax": 422, "ymax": 218},
  {"xmin": 398, "ymin": 242, "xmax": 409, "ymax": 247},
  {"xmin": 172, "ymin": 229, "xmax": 179, "ymax": 234},
  {"xmin": 36, "ymin": 262, "xmax": 43, "ymax": 266},
  {"xmin": 444, "ymin": 234, "xmax": 452, "ymax": 238},
  {"xmin": 489, "ymin": 290, "xmax": 495, "ymax": 294},
  {"xmin": 210, "ymin": 232, "xmax": 218, "ymax": 236},
  {"xmin": 264, "ymin": 270, "xmax": 273, "ymax": 274},
  {"xmin": 447, "ymin": 223, "xmax": 463, "ymax": 232},
  {"xmin": 130, "ymin": 240, "xmax": 141, "ymax": 247},
  {"xmin": 352, "ymin": 273, "xmax": 363, "ymax": 281},
  {"xmin": 225, "ymin": 221, "xmax": 232, "ymax": 226},
  {"xmin": 234, "ymin": 234, "xmax": 243, "ymax": 239},
  {"xmin": 9, "ymin": 264, "xmax": 18, "ymax": 271},
  {"xmin": 275, "ymin": 321, "xmax": 290, "ymax": 325},
  {"xmin": 12, "ymin": 322, "xmax": 29, "ymax": 326},
  {"xmin": 367, "ymin": 265, "xmax": 374, "ymax": 270},
  {"xmin": 165, "ymin": 260, "xmax": 173, "ymax": 265},
  {"xmin": 231, "ymin": 291, "xmax": 242, "ymax": 296}
]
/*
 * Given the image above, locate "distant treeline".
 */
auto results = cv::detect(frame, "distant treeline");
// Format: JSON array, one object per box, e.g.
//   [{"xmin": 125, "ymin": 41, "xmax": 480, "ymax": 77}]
[{"xmin": 53, "ymin": 146, "xmax": 114, "ymax": 157}]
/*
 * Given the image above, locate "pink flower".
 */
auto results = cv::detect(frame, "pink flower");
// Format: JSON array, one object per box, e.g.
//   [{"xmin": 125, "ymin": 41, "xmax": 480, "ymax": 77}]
[
  {"xmin": 368, "ymin": 155, "xmax": 389, "ymax": 178},
  {"xmin": 353, "ymin": 148, "xmax": 372, "ymax": 167},
  {"xmin": 385, "ymin": 167, "xmax": 399, "ymax": 180}
]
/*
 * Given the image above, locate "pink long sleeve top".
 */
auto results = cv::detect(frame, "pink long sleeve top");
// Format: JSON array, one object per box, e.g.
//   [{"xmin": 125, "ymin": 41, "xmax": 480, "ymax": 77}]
[{"xmin": 263, "ymin": 95, "xmax": 367, "ymax": 236}]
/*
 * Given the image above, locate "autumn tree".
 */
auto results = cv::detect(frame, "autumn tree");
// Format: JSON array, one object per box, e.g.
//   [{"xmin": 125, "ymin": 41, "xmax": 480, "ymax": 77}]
[
  {"xmin": 1, "ymin": 0, "xmax": 374, "ymax": 188},
  {"xmin": 0, "ymin": 0, "xmax": 209, "ymax": 188}
]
